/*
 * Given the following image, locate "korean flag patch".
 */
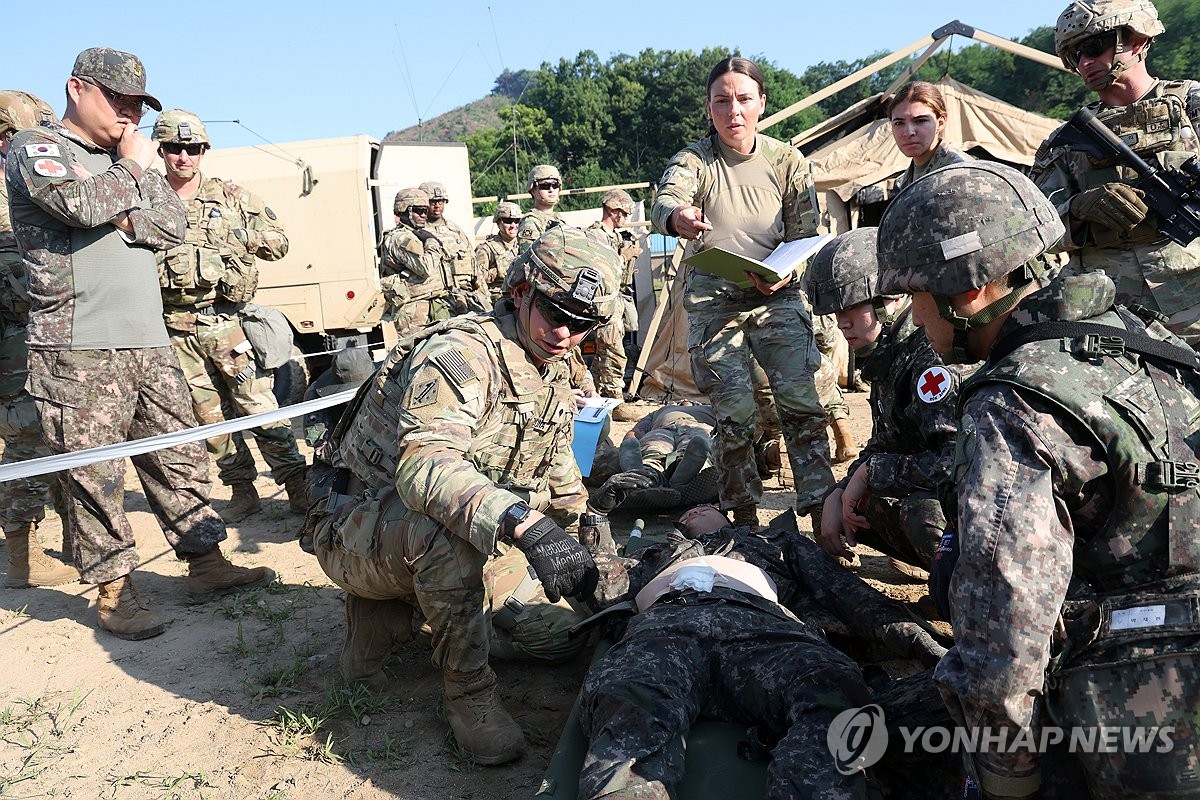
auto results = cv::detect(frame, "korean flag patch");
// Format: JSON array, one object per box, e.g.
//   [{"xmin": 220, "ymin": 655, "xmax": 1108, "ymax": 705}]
[
  {"xmin": 916, "ymin": 366, "xmax": 952, "ymax": 404},
  {"xmin": 24, "ymin": 142, "xmax": 61, "ymax": 158}
]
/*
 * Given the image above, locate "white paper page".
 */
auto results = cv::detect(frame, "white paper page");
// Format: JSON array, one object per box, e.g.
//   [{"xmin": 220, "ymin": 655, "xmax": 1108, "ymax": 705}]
[
  {"xmin": 575, "ymin": 396, "xmax": 622, "ymax": 422},
  {"xmin": 761, "ymin": 232, "xmax": 835, "ymax": 276}
]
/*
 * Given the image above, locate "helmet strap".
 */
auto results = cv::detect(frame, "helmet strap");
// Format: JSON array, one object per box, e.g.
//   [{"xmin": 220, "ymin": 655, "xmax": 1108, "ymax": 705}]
[
  {"xmin": 933, "ymin": 258, "xmax": 1047, "ymax": 362},
  {"xmin": 515, "ymin": 289, "xmax": 568, "ymax": 365}
]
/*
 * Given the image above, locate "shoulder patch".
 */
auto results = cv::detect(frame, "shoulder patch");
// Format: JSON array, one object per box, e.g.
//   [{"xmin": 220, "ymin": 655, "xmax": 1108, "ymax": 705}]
[
  {"xmin": 916, "ymin": 366, "xmax": 953, "ymax": 404},
  {"xmin": 433, "ymin": 350, "xmax": 478, "ymax": 386},
  {"xmin": 406, "ymin": 378, "xmax": 440, "ymax": 409},
  {"xmin": 24, "ymin": 142, "xmax": 61, "ymax": 158},
  {"xmin": 32, "ymin": 158, "xmax": 68, "ymax": 178}
]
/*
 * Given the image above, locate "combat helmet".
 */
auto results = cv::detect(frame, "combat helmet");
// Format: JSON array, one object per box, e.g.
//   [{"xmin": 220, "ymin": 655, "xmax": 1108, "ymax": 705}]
[
  {"xmin": 527, "ymin": 164, "xmax": 561, "ymax": 187},
  {"xmin": 0, "ymin": 90, "xmax": 54, "ymax": 139},
  {"xmin": 803, "ymin": 227, "xmax": 899, "ymax": 356},
  {"xmin": 504, "ymin": 225, "xmax": 621, "ymax": 322},
  {"xmin": 393, "ymin": 187, "xmax": 430, "ymax": 218},
  {"xmin": 1055, "ymin": 0, "xmax": 1163, "ymax": 90},
  {"xmin": 493, "ymin": 201, "xmax": 522, "ymax": 222},
  {"xmin": 877, "ymin": 162, "xmax": 1064, "ymax": 362},
  {"xmin": 600, "ymin": 188, "xmax": 634, "ymax": 215},
  {"xmin": 418, "ymin": 181, "xmax": 449, "ymax": 202},
  {"xmin": 151, "ymin": 108, "xmax": 210, "ymax": 145}
]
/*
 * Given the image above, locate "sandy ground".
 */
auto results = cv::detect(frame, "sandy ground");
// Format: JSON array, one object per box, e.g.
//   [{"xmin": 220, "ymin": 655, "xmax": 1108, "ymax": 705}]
[{"xmin": 0, "ymin": 390, "xmax": 933, "ymax": 800}]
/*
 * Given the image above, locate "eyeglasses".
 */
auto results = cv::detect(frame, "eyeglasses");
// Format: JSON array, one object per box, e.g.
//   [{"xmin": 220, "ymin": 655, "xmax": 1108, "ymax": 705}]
[
  {"xmin": 429, "ymin": 198, "xmax": 448, "ymax": 205},
  {"xmin": 79, "ymin": 77, "xmax": 145, "ymax": 116},
  {"xmin": 533, "ymin": 292, "xmax": 600, "ymax": 334},
  {"xmin": 534, "ymin": 180, "xmax": 561, "ymax": 191},
  {"xmin": 498, "ymin": 217, "xmax": 521, "ymax": 225},
  {"xmin": 1070, "ymin": 30, "xmax": 1119, "ymax": 65},
  {"xmin": 161, "ymin": 142, "xmax": 205, "ymax": 156},
  {"xmin": 408, "ymin": 206, "xmax": 429, "ymax": 215}
]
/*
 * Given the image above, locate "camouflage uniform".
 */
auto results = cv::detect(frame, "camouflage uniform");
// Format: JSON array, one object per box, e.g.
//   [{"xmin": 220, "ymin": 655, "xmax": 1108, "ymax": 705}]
[
  {"xmin": 1032, "ymin": 79, "xmax": 1200, "ymax": 347},
  {"xmin": 652, "ymin": 132, "xmax": 833, "ymax": 514},
  {"xmin": 158, "ymin": 175, "xmax": 304, "ymax": 488},
  {"xmin": 585, "ymin": 220, "xmax": 638, "ymax": 399},
  {"xmin": 380, "ymin": 192, "xmax": 465, "ymax": 335},
  {"xmin": 474, "ymin": 233, "xmax": 517, "ymax": 304},
  {"xmin": 811, "ymin": 311, "xmax": 851, "ymax": 423},
  {"xmin": 517, "ymin": 207, "xmax": 563, "ymax": 255},
  {"xmin": 5, "ymin": 119, "xmax": 228, "ymax": 583},
  {"xmin": 422, "ymin": 205, "xmax": 490, "ymax": 314},
  {"xmin": 894, "ymin": 140, "xmax": 970, "ymax": 192},
  {"xmin": 579, "ymin": 525, "xmax": 873, "ymax": 800}
]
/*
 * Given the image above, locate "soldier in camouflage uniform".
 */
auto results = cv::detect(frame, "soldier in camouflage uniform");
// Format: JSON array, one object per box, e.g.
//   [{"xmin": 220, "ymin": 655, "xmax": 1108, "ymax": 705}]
[
  {"xmin": 419, "ymin": 181, "xmax": 490, "ymax": 314},
  {"xmin": 474, "ymin": 200, "xmax": 521, "ymax": 304},
  {"xmin": 805, "ymin": 227, "xmax": 967, "ymax": 583},
  {"xmin": 651, "ymin": 56, "xmax": 833, "ymax": 529},
  {"xmin": 811, "ymin": 311, "xmax": 860, "ymax": 464},
  {"xmin": 5, "ymin": 48, "xmax": 273, "ymax": 640},
  {"xmin": 310, "ymin": 226, "xmax": 623, "ymax": 765},
  {"xmin": 0, "ymin": 90, "xmax": 75, "ymax": 589},
  {"xmin": 1032, "ymin": 0, "xmax": 1200, "ymax": 348},
  {"xmin": 151, "ymin": 109, "xmax": 307, "ymax": 523},
  {"xmin": 516, "ymin": 164, "xmax": 564, "ymax": 255},
  {"xmin": 878, "ymin": 160, "xmax": 1200, "ymax": 798},
  {"xmin": 888, "ymin": 81, "xmax": 971, "ymax": 192},
  {"xmin": 380, "ymin": 187, "xmax": 457, "ymax": 335}
]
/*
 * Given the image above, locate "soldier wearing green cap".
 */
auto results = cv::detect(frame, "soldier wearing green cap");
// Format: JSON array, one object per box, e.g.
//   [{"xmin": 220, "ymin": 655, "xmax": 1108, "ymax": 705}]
[
  {"xmin": 516, "ymin": 164, "xmax": 564, "ymax": 255},
  {"xmin": 151, "ymin": 108, "xmax": 306, "ymax": 524},
  {"xmin": 474, "ymin": 200, "xmax": 521, "ymax": 304},
  {"xmin": 310, "ymin": 225, "xmax": 623, "ymax": 766}
]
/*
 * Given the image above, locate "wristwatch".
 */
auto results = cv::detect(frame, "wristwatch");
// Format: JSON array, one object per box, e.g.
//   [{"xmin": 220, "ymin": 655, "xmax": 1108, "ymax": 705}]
[{"xmin": 501, "ymin": 501, "xmax": 532, "ymax": 539}]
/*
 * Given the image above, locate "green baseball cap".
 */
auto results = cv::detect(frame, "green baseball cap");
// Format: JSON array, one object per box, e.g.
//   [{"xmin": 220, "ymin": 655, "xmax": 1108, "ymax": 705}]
[{"xmin": 71, "ymin": 47, "xmax": 162, "ymax": 112}]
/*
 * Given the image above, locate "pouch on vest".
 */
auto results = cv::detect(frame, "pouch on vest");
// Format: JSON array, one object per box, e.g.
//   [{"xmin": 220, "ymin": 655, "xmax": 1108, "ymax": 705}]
[
  {"xmin": 239, "ymin": 303, "xmax": 294, "ymax": 370},
  {"xmin": 336, "ymin": 489, "xmax": 383, "ymax": 558}
]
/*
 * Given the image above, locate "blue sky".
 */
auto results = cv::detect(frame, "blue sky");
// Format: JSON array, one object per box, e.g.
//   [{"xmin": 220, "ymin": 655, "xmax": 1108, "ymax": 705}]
[{"xmin": 8, "ymin": 1, "xmax": 1063, "ymax": 150}]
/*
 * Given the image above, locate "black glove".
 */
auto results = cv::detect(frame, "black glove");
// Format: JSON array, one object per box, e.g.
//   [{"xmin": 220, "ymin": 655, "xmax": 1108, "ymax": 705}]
[
  {"xmin": 415, "ymin": 228, "xmax": 442, "ymax": 247},
  {"xmin": 591, "ymin": 469, "xmax": 660, "ymax": 514},
  {"xmin": 513, "ymin": 516, "xmax": 598, "ymax": 603},
  {"xmin": 929, "ymin": 528, "xmax": 960, "ymax": 621}
]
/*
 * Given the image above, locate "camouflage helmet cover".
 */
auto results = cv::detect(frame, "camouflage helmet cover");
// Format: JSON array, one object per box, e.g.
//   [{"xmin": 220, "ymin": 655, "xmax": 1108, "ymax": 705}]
[
  {"xmin": 528, "ymin": 164, "xmax": 562, "ymax": 187},
  {"xmin": 418, "ymin": 181, "xmax": 448, "ymax": 201},
  {"xmin": 1055, "ymin": 0, "xmax": 1164, "ymax": 69},
  {"xmin": 493, "ymin": 201, "xmax": 522, "ymax": 221},
  {"xmin": 71, "ymin": 46, "xmax": 162, "ymax": 111},
  {"xmin": 803, "ymin": 227, "xmax": 883, "ymax": 315},
  {"xmin": 152, "ymin": 108, "xmax": 210, "ymax": 145},
  {"xmin": 0, "ymin": 90, "xmax": 55, "ymax": 137},
  {"xmin": 877, "ymin": 161, "xmax": 1065, "ymax": 297},
  {"xmin": 503, "ymin": 225, "xmax": 622, "ymax": 320},
  {"xmin": 600, "ymin": 188, "xmax": 634, "ymax": 214},
  {"xmin": 393, "ymin": 187, "xmax": 430, "ymax": 216}
]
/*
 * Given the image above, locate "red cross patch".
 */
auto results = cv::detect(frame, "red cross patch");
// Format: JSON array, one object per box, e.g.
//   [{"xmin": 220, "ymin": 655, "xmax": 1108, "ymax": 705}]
[
  {"xmin": 32, "ymin": 158, "xmax": 67, "ymax": 178},
  {"xmin": 916, "ymin": 366, "xmax": 952, "ymax": 404}
]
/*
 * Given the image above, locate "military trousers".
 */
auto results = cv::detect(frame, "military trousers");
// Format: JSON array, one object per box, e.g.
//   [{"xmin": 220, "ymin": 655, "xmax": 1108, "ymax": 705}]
[
  {"xmin": 26, "ymin": 347, "xmax": 226, "ymax": 584},
  {"xmin": 0, "ymin": 389, "xmax": 67, "ymax": 534},
  {"xmin": 686, "ymin": 293, "xmax": 833, "ymax": 513},
  {"xmin": 169, "ymin": 314, "xmax": 304, "ymax": 486},
  {"xmin": 591, "ymin": 317, "xmax": 628, "ymax": 399},
  {"xmin": 578, "ymin": 596, "xmax": 872, "ymax": 800},
  {"xmin": 856, "ymin": 491, "xmax": 945, "ymax": 570}
]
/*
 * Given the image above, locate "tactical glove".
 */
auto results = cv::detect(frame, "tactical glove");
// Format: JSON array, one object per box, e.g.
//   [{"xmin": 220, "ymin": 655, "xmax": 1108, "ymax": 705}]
[
  {"xmin": 1069, "ymin": 183, "xmax": 1148, "ymax": 233},
  {"xmin": 415, "ymin": 229, "xmax": 442, "ymax": 248},
  {"xmin": 513, "ymin": 516, "xmax": 598, "ymax": 603},
  {"xmin": 591, "ymin": 469, "xmax": 660, "ymax": 514},
  {"xmin": 578, "ymin": 511, "xmax": 615, "ymax": 556},
  {"xmin": 929, "ymin": 528, "xmax": 960, "ymax": 621}
]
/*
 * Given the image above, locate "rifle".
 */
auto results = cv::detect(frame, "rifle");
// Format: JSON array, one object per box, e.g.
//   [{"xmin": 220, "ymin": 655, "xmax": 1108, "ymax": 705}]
[{"xmin": 1048, "ymin": 107, "xmax": 1200, "ymax": 247}]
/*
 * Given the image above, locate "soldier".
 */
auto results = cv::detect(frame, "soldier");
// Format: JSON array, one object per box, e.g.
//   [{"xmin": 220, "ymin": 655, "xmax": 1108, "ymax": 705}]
[
  {"xmin": 310, "ymin": 226, "xmax": 623, "ymax": 765},
  {"xmin": 474, "ymin": 200, "xmax": 521, "ymax": 304},
  {"xmin": 651, "ymin": 56, "xmax": 833, "ymax": 530},
  {"xmin": 878, "ymin": 160, "xmax": 1200, "ymax": 798},
  {"xmin": 888, "ymin": 81, "xmax": 971, "ymax": 191},
  {"xmin": 151, "ymin": 109, "xmax": 307, "ymax": 523},
  {"xmin": 418, "ymin": 180, "xmax": 490, "ymax": 314},
  {"xmin": 586, "ymin": 188, "xmax": 643, "ymax": 421},
  {"xmin": 1033, "ymin": 0, "xmax": 1200, "ymax": 347},
  {"xmin": 0, "ymin": 90, "xmax": 75, "ymax": 589},
  {"xmin": 380, "ymin": 187, "xmax": 453, "ymax": 335},
  {"xmin": 805, "ymin": 227, "xmax": 965, "ymax": 583},
  {"xmin": 516, "ymin": 164, "xmax": 564, "ymax": 254},
  {"xmin": 5, "ymin": 48, "xmax": 273, "ymax": 640}
]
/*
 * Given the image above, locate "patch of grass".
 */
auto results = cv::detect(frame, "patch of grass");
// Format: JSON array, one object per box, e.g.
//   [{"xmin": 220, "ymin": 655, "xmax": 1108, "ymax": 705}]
[
  {"xmin": 2, "ymin": 603, "xmax": 30, "ymax": 619},
  {"xmin": 346, "ymin": 731, "xmax": 410, "ymax": 770},
  {"xmin": 220, "ymin": 622, "xmax": 252, "ymax": 660},
  {"xmin": 316, "ymin": 681, "xmax": 396, "ymax": 726},
  {"xmin": 259, "ymin": 706, "xmax": 343, "ymax": 765},
  {"xmin": 0, "ymin": 690, "xmax": 90, "ymax": 792},
  {"xmin": 107, "ymin": 769, "xmax": 211, "ymax": 798}
]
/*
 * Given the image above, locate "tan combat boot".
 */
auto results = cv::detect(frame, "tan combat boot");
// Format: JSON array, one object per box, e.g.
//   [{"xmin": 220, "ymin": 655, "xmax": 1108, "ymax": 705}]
[
  {"xmin": 340, "ymin": 595, "xmax": 414, "ymax": 693},
  {"xmin": 283, "ymin": 470, "xmax": 309, "ymax": 515},
  {"xmin": 185, "ymin": 548, "xmax": 276, "ymax": 602},
  {"xmin": 443, "ymin": 666, "xmax": 526, "ymax": 765},
  {"xmin": 831, "ymin": 417, "xmax": 860, "ymax": 464},
  {"xmin": 610, "ymin": 403, "xmax": 641, "ymax": 423},
  {"xmin": 4, "ymin": 523, "xmax": 77, "ymax": 588},
  {"xmin": 96, "ymin": 574, "xmax": 167, "ymax": 640},
  {"xmin": 221, "ymin": 482, "xmax": 261, "ymax": 523}
]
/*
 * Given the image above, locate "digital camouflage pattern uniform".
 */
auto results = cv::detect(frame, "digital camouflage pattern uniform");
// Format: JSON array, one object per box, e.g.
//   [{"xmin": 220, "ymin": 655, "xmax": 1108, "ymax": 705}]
[
  {"xmin": 652, "ymin": 132, "xmax": 833, "ymax": 514},
  {"xmin": 578, "ymin": 525, "xmax": 873, "ymax": 800},
  {"xmin": 1032, "ymin": 79, "xmax": 1200, "ymax": 348},
  {"xmin": 158, "ymin": 175, "xmax": 304, "ymax": 488},
  {"xmin": 5, "ymin": 119, "xmax": 228, "ymax": 583},
  {"xmin": 893, "ymin": 140, "xmax": 971, "ymax": 192}
]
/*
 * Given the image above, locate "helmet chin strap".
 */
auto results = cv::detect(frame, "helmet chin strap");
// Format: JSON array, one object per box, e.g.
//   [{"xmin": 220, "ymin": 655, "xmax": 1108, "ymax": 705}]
[
  {"xmin": 1087, "ymin": 31, "xmax": 1147, "ymax": 92},
  {"xmin": 516, "ymin": 291, "xmax": 569, "ymax": 364},
  {"xmin": 934, "ymin": 260, "xmax": 1047, "ymax": 363}
]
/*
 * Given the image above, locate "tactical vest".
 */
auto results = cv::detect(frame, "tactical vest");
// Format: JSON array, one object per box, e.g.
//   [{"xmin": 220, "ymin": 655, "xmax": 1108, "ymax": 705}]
[
  {"xmin": 159, "ymin": 185, "xmax": 249, "ymax": 307},
  {"xmin": 338, "ymin": 312, "xmax": 575, "ymax": 498},
  {"xmin": 962, "ymin": 307, "xmax": 1200, "ymax": 592}
]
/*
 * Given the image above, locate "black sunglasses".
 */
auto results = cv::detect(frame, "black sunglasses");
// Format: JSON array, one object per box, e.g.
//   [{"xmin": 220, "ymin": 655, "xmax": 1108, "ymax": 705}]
[
  {"xmin": 1071, "ymin": 30, "xmax": 1119, "ymax": 65},
  {"xmin": 535, "ymin": 180, "xmax": 561, "ymax": 191},
  {"xmin": 161, "ymin": 142, "xmax": 205, "ymax": 156},
  {"xmin": 498, "ymin": 217, "xmax": 521, "ymax": 224},
  {"xmin": 408, "ymin": 206, "xmax": 429, "ymax": 215},
  {"xmin": 533, "ymin": 292, "xmax": 599, "ymax": 334}
]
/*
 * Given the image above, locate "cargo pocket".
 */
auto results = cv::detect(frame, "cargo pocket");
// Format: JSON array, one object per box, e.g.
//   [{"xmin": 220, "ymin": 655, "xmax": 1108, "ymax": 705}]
[{"xmin": 336, "ymin": 489, "xmax": 383, "ymax": 558}]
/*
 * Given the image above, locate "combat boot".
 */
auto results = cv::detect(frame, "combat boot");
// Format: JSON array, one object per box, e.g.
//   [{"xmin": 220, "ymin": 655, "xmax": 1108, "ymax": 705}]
[
  {"xmin": 185, "ymin": 547, "xmax": 276, "ymax": 602},
  {"xmin": 96, "ymin": 574, "xmax": 166, "ymax": 640},
  {"xmin": 221, "ymin": 482, "xmax": 261, "ymax": 523},
  {"xmin": 340, "ymin": 595, "xmax": 413, "ymax": 693},
  {"xmin": 4, "ymin": 523, "xmax": 77, "ymax": 588},
  {"xmin": 831, "ymin": 417, "xmax": 860, "ymax": 464},
  {"xmin": 754, "ymin": 437, "xmax": 783, "ymax": 478},
  {"xmin": 443, "ymin": 666, "xmax": 526, "ymax": 765},
  {"xmin": 283, "ymin": 470, "xmax": 309, "ymax": 515},
  {"xmin": 669, "ymin": 436, "xmax": 711, "ymax": 487},
  {"xmin": 731, "ymin": 505, "xmax": 759, "ymax": 530},
  {"xmin": 610, "ymin": 402, "xmax": 641, "ymax": 423}
]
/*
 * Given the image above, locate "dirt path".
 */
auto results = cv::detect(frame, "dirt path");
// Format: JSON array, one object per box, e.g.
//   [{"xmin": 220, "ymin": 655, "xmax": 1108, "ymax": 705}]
[{"xmin": 0, "ymin": 391, "xmax": 928, "ymax": 800}]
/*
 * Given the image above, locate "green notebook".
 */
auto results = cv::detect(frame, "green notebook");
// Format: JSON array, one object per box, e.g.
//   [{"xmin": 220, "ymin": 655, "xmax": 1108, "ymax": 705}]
[{"xmin": 683, "ymin": 233, "xmax": 835, "ymax": 287}]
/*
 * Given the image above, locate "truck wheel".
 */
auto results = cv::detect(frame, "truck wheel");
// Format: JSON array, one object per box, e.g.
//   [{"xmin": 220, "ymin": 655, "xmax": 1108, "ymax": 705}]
[{"xmin": 273, "ymin": 346, "xmax": 311, "ymax": 408}]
